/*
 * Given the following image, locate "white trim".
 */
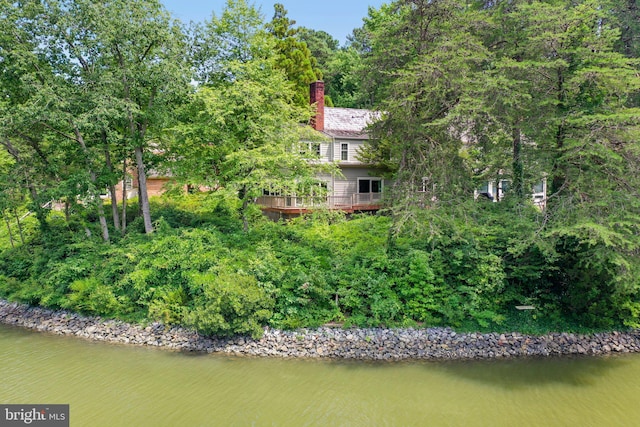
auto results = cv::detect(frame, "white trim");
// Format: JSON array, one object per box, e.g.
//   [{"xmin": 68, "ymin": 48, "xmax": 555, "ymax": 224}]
[
  {"xmin": 357, "ymin": 177, "xmax": 383, "ymax": 194},
  {"xmin": 340, "ymin": 143, "xmax": 349, "ymax": 161}
]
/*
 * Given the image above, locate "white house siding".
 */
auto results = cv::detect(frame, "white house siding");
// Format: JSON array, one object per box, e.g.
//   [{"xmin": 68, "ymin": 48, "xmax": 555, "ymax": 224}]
[
  {"xmin": 331, "ymin": 167, "xmax": 387, "ymax": 200},
  {"xmin": 332, "ymin": 140, "xmax": 365, "ymax": 163},
  {"xmin": 315, "ymin": 172, "xmax": 334, "ymax": 192},
  {"xmin": 319, "ymin": 142, "xmax": 331, "ymax": 162},
  {"xmin": 332, "ymin": 168, "xmax": 360, "ymax": 198}
]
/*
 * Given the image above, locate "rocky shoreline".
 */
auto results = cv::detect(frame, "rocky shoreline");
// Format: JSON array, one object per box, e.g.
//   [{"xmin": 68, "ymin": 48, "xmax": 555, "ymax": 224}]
[{"xmin": 2, "ymin": 299, "xmax": 640, "ymax": 360}]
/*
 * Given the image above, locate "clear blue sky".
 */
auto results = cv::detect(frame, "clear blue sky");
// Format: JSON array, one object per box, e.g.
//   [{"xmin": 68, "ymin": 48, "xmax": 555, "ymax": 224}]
[{"xmin": 161, "ymin": 0, "xmax": 387, "ymax": 45}]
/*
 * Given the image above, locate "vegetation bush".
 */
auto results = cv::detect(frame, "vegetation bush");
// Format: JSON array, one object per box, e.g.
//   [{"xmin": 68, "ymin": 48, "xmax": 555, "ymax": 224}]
[
  {"xmin": 183, "ymin": 270, "xmax": 274, "ymax": 338},
  {"xmin": 0, "ymin": 193, "xmax": 638, "ymax": 336},
  {"xmin": 62, "ymin": 277, "xmax": 123, "ymax": 316}
]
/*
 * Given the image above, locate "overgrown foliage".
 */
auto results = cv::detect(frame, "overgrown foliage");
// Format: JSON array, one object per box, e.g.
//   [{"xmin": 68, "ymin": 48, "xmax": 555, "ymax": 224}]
[{"xmin": 1, "ymin": 194, "xmax": 638, "ymax": 336}]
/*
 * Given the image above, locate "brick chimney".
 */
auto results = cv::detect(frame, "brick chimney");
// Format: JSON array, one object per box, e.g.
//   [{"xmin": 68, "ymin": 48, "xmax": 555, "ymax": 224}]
[{"xmin": 310, "ymin": 80, "xmax": 325, "ymax": 131}]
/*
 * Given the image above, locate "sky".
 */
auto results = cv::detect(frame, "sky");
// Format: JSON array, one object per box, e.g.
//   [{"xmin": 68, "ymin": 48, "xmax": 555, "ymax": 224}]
[{"xmin": 161, "ymin": 0, "xmax": 387, "ymax": 45}]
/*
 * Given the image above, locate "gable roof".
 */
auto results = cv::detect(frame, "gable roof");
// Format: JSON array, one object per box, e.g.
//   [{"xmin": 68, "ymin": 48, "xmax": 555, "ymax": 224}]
[{"xmin": 323, "ymin": 107, "xmax": 380, "ymax": 140}]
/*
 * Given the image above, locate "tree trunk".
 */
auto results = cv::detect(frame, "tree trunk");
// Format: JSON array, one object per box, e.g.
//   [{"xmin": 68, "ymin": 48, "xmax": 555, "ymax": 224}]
[
  {"xmin": 96, "ymin": 201, "xmax": 110, "ymax": 242},
  {"xmin": 239, "ymin": 185, "xmax": 250, "ymax": 232},
  {"xmin": 512, "ymin": 124, "xmax": 524, "ymax": 199},
  {"xmin": 27, "ymin": 184, "xmax": 49, "ymax": 232},
  {"xmin": 121, "ymin": 157, "xmax": 128, "ymax": 235},
  {"xmin": 551, "ymin": 123, "xmax": 566, "ymax": 196},
  {"xmin": 551, "ymin": 69, "xmax": 567, "ymax": 197},
  {"xmin": 241, "ymin": 199, "xmax": 250, "ymax": 232},
  {"xmin": 386, "ymin": 146, "xmax": 410, "ymax": 254},
  {"xmin": 108, "ymin": 183, "xmax": 119, "ymax": 229},
  {"xmin": 117, "ymin": 45, "xmax": 152, "ymax": 234},
  {"xmin": 135, "ymin": 145, "xmax": 154, "ymax": 234},
  {"xmin": 64, "ymin": 199, "xmax": 71, "ymax": 222},
  {"xmin": 73, "ymin": 125, "xmax": 109, "ymax": 242},
  {"xmin": 102, "ymin": 130, "xmax": 120, "ymax": 230},
  {"xmin": 3, "ymin": 214, "xmax": 15, "ymax": 249},
  {"xmin": 137, "ymin": 178, "xmax": 144, "ymax": 217},
  {"xmin": 12, "ymin": 209, "xmax": 25, "ymax": 244}
]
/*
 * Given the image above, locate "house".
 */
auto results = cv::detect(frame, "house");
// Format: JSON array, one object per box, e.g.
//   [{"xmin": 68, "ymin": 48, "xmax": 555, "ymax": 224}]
[
  {"xmin": 475, "ymin": 178, "xmax": 547, "ymax": 209},
  {"xmin": 100, "ymin": 170, "xmax": 175, "ymax": 203},
  {"xmin": 256, "ymin": 81, "xmax": 391, "ymax": 219},
  {"xmin": 104, "ymin": 82, "xmax": 388, "ymax": 218},
  {"xmin": 107, "ymin": 81, "xmax": 546, "ymax": 214}
]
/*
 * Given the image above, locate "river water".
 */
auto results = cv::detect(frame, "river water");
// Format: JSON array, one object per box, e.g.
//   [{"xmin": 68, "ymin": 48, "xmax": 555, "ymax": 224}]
[{"xmin": 2, "ymin": 324, "xmax": 640, "ymax": 426}]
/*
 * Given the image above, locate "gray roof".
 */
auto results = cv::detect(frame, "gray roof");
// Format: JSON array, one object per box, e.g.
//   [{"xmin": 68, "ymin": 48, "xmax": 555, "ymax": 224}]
[{"xmin": 323, "ymin": 107, "xmax": 380, "ymax": 139}]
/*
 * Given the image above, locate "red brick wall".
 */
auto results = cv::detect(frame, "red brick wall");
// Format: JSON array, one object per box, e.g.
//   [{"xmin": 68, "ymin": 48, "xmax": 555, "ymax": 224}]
[{"xmin": 310, "ymin": 81, "xmax": 325, "ymax": 131}]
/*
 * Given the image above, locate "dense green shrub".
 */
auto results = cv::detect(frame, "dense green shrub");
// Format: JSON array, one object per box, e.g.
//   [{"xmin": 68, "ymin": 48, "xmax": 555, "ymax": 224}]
[
  {"xmin": 62, "ymin": 277, "xmax": 122, "ymax": 316},
  {"xmin": 1, "ymin": 193, "xmax": 638, "ymax": 335},
  {"xmin": 396, "ymin": 249, "xmax": 450, "ymax": 325},
  {"xmin": 183, "ymin": 270, "xmax": 274, "ymax": 338}
]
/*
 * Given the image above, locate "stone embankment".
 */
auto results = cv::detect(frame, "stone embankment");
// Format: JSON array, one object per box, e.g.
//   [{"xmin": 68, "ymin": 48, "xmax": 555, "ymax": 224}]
[{"xmin": 2, "ymin": 299, "xmax": 640, "ymax": 360}]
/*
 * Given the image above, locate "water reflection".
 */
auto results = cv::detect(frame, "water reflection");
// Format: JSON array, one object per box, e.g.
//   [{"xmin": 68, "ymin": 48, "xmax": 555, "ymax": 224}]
[{"xmin": 431, "ymin": 355, "xmax": 632, "ymax": 388}]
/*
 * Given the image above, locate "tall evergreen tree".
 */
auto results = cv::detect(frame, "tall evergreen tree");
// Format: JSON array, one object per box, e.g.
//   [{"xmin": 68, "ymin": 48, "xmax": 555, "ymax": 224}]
[
  {"xmin": 361, "ymin": 0, "xmax": 489, "ymax": 236},
  {"xmin": 266, "ymin": 3, "xmax": 322, "ymax": 106},
  {"xmin": 361, "ymin": 0, "xmax": 640, "ymax": 324},
  {"xmin": 612, "ymin": 0, "xmax": 640, "ymax": 58}
]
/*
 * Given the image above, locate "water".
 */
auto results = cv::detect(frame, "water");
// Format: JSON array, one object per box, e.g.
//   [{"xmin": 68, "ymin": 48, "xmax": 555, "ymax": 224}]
[{"xmin": 2, "ymin": 324, "xmax": 640, "ymax": 426}]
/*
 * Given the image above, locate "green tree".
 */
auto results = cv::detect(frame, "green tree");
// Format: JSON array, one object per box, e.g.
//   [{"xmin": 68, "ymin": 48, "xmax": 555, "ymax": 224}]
[
  {"xmin": 347, "ymin": 3, "xmax": 400, "ymax": 108},
  {"xmin": 0, "ymin": 0, "xmax": 62, "ymax": 232},
  {"xmin": 0, "ymin": 0, "xmax": 190, "ymax": 238},
  {"xmin": 172, "ymin": 7, "xmax": 332, "ymax": 230},
  {"xmin": 361, "ymin": 0, "xmax": 488, "ymax": 237},
  {"xmin": 267, "ymin": 3, "xmax": 322, "ymax": 106},
  {"xmin": 0, "ymin": 153, "xmax": 27, "ymax": 248},
  {"xmin": 190, "ymin": 0, "xmax": 265, "ymax": 85},
  {"xmin": 323, "ymin": 47, "xmax": 366, "ymax": 108},
  {"xmin": 515, "ymin": 0, "xmax": 640, "ymax": 322},
  {"xmin": 94, "ymin": 0, "xmax": 190, "ymax": 234},
  {"xmin": 612, "ymin": 0, "xmax": 640, "ymax": 59},
  {"xmin": 297, "ymin": 28, "xmax": 339, "ymax": 71},
  {"xmin": 361, "ymin": 0, "xmax": 640, "ymax": 326},
  {"xmin": 297, "ymin": 27, "xmax": 341, "ymax": 106}
]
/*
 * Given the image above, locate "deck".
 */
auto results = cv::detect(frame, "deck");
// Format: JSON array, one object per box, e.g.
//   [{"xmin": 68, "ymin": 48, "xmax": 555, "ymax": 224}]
[{"xmin": 256, "ymin": 194, "xmax": 383, "ymax": 216}]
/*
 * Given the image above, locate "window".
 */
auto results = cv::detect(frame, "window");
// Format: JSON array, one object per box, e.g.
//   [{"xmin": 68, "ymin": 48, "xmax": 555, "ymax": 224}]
[
  {"xmin": 477, "ymin": 181, "xmax": 493, "ymax": 201},
  {"xmin": 358, "ymin": 178, "xmax": 382, "ymax": 193},
  {"xmin": 533, "ymin": 181, "xmax": 544, "ymax": 194},
  {"xmin": 300, "ymin": 142, "xmax": 321, "ymax": 157},
  {"xmin": 341, "ymin": 143, "xmax": 348, "ymax": 161},
  {"xmin": 421, "ymin": 177, "xmax": 437, "ymax": 193},
  {"xmin": 497, "ymin": 179, "xmax": 510, "ymax": 201},
  {"xmin": 99, "ymin": 188, "xmax": 110, "ymax": 199},
  {"xmin": 315, "ymin": 181, "xmax": 328, "ymax": 194}
]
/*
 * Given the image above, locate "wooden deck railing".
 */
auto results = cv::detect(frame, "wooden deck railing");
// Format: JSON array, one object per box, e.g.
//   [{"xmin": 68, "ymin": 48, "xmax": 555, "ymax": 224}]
[{"xmin": 256, "ymin": 193, "xmax": 383, "ymax": 211}]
